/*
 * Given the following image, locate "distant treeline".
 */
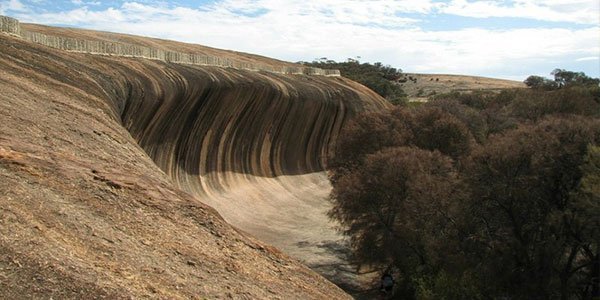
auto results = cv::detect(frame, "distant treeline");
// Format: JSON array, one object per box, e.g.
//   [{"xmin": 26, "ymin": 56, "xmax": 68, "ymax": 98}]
[
  {"xmin": 328, "ymin": 69, "xmax": 600, "ymax": 299},
  {"xmin": 525, "ymin": 69, "xmax": 600, "ymax": 90}
]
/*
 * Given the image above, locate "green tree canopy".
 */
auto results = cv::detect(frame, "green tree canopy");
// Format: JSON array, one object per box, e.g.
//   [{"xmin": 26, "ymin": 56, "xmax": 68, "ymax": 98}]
[
  {"xmin": 301, "ymin": 60, "xmax": 407, "ymax": 105},
  {"xmin": 525, "ymin": 69, "xmax": 599, "ymax": 90}
]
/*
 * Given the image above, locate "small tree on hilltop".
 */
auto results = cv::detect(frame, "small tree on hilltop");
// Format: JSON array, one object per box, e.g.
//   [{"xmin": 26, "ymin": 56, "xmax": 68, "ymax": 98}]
[
  {"xmin": 524, "ymin": 75, "xmax": 557, "ymax": 90},
  {"xmin": 526, "ymin": 69, "xmax": 599, "ymax": 90}
]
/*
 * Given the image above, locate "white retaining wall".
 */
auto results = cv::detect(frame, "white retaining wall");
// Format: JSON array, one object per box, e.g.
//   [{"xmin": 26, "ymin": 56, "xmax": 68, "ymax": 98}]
[
  {"xmin": 0, "ymin": 15, "xmax": 21, "ymax": 36},
  {"xmin": 1, "ymin": 15, "xmax": 340, "ymax": 77}
]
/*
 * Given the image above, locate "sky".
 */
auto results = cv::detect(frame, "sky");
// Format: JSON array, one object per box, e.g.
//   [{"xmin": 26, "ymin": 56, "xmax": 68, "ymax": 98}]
[{"xmin": 1, "ymin": 0, "xmax": 599, "ymax": 81}]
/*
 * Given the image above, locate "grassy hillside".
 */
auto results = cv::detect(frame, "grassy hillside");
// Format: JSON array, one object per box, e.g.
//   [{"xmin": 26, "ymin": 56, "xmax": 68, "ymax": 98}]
[{"xmin": 399, "ymin": 73, "xmax": 526, "ymax": 102}]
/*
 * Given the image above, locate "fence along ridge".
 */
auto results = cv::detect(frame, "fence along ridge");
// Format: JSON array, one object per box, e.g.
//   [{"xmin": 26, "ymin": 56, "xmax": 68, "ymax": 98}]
[{"xmin": 0, "ymin": 15, "xmax": 340, "ymax": 77}]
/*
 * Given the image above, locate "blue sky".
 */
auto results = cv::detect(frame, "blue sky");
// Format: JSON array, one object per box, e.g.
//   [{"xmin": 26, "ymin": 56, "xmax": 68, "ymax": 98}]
[{"xmin": 1, "ymin": 0, "xmax": 598, "ymax": 80}]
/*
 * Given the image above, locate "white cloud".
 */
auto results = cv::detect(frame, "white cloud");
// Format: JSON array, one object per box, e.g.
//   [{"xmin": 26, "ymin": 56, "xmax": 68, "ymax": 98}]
[
  {"xmin": 8, "ymin": 1, "xmax": 600, "ymax": 79},
  {"xmin": 0, "ymin": 0, "xmax": 27, "ymax": 13},
  {"xmin": 440, "ymin": 0, "xmax": 600, "ymax": 25},
  {"xmin": 71, "ymin": 0, "xmax": 100, "ymax": 5},
  {"xmin": 576, "ymin": 56, "xmax": 599, "ymax": 62},
  {"xmin": 200, "ymin": 0, "xmax": 436, "ymax": 28},
  {"xmin": 24, "ymin": 6, "xmax": 126, "ymax": 23}
]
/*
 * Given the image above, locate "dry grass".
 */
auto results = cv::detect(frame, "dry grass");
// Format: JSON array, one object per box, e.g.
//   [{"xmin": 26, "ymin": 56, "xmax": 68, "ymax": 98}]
[{"xmin": 399, "ymin": 73, "xmax": 526, "ymax": 102}]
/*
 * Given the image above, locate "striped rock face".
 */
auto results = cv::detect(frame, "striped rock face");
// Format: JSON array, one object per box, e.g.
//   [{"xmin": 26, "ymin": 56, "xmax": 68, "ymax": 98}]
[{"xmin": 0, "ymin": 20, "xmax": 388, "ymax": 299}]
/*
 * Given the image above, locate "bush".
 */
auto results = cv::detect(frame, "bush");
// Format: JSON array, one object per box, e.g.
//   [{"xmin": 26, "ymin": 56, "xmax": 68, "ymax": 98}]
[{"xmin": 302, "ymin": 60, "xmax": 407, "ymax": 105}]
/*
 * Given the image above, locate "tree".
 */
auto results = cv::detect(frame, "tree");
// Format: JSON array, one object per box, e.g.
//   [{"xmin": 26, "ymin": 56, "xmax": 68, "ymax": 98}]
[
  {"xmin": 411, "ymin": 107, "xmax": 474, "ymax": 159},
  {"xmin": 462, "ymin": 117, "xmax": 600, "ymax": 299},
  {"xmin": 508, "ymin": 86, "xmax": 600, "ymax": 121},
  {"xmin": 328, "ymin": 109, "xmax": 410, "ymax": 182},
  {"xmin": 328, "ymin": 105, "xmax": 475, "ymax": 298},
  {"xmin": 428, "ymin": 99, "xmax": 489, "ymax": 144},
  {"xmin": 329, "ymin": 105, "xmax": 474, "ymax": 175},
  {"xmin": 329, "ymin": 147, "xmax": 459, "ymax": 297},
  {"xmin": 551, "ymin": 69, "xmax": 599, "ymax": 88},
  {"xmin": 328, "ymin": 81, "xmax": 599, "ymax": 298},
  {"xmin": 570, "ymin": 145, "xmax": 600, "ymax": 298},
  {"xmin": 301, "ymin": 60, "xmax": 407, "ymax": 105},
  {"xmin": 524, "ymin": 69, "xmax": 599, "ymax": 91},
  {"xmin": 524, "ymin": 75, "xmax": 557, "ymax": 90}
]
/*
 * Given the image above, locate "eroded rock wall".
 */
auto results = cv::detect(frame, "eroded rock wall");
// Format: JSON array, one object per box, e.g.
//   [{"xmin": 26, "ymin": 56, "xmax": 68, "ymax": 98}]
[{"xmin": 0, "ymin": 19, "xmax": 389, "ymax": 298}]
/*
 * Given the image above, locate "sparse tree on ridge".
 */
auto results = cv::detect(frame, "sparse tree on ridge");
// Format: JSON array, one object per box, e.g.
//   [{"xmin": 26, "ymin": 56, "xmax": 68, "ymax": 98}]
[
  {"xmin": 525, "ymin": 69, "xmax": 599, "ymax": 90},
  {"xmin": 524, "ymin": 75, "xmax": 557, "ymax": 90}
]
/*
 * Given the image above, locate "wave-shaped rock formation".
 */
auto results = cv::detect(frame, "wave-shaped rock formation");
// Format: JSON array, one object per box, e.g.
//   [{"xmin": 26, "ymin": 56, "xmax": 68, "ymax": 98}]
[{"xmin": 0, "ymin": 17, "xmax": 390, "ymax": 298}]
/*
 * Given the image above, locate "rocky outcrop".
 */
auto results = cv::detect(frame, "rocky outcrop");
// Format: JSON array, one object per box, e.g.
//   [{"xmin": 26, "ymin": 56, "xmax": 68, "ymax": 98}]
[{"xmin": 0, "ymin": 19, "xmax": 389, "ymax": 298}]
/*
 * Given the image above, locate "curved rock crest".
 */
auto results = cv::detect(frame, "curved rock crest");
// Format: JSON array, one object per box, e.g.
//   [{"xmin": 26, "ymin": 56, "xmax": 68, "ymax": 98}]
[{"xmin": 0, "ymin": 18, "xmax": 390, "ymax": 298}]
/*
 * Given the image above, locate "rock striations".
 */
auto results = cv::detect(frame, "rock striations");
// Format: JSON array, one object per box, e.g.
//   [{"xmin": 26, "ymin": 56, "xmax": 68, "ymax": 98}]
[{"xmin": 0, "ymin": 17, "xmax": 389, "ymax": 298}]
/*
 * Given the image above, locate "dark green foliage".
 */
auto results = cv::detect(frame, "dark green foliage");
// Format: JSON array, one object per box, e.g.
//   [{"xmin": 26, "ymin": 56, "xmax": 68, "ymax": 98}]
[
  {"xmin": 525, "ymin": 69, "xmax": 599, "ymax": 90},
  {"xmin": 508, "ymin": 86, "xmax": 600, "ymax": 121},
  {"xmin": 428, "ymin": 99, "xmax": 488, "ymax": 143},
  {"xmin": 329, "ymin": 109, "xmax": 410, "ymax": 182},
  {"xmin": 411, "ymin": 107, "xmax": 474, "ymax": 159},
  {"xmin": 463, "ymin": 117, "xmax": 600, "ymax": 298},
  {"xmin": 572, "ymin": 145, "xmax": 600, "ymax": 298},
  {"xmin": 302, "ymin": 60, "xmax": 407, "ymax": 105},
  {"xmin": 552, "ymin": 69, "xmax": 600, "ymax": 88},
  {"xmin": 524, "ymin": 75, "xmax": 558, "ymax": 90},
  {"xmin": 328, "ymin": 76, "xmax": 600, "ymax": 299},
  {"xmin": 434, "ymin": 84, "xmax": 600, "ymax": 134},
  {"xmin": 330, "ymin": 105, "xmax": 473, "ymax": 173},
  {"xmin": 329, "ymin": 147, "xmax": 457, "ymax": 268}
]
